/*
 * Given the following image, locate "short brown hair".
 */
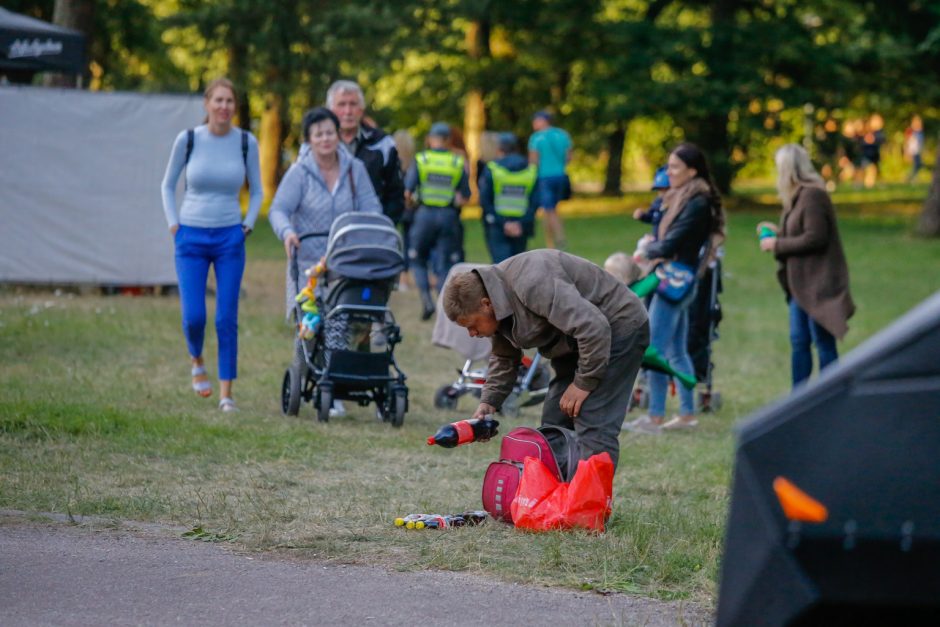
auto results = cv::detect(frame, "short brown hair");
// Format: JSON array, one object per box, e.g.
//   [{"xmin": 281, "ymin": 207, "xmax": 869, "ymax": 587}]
[{"xmin": 443, "ymin": 271, "xmax": 488, "ymax": 321}]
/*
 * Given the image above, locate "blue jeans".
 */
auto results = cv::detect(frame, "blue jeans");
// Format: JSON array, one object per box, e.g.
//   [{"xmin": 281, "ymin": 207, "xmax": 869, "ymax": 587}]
[
  {"xmin": 174, "ymin": 224, "xmax": 245, "ymax": 380},
  {"xmin": 484, "ymin": 224, "xmax": 527, "ymax": 263},
  {"xmin": 408, "ymin": 206, "xmax": 461, "ymax": 298},
  {"xmin": 789, "ymin": 298, "xmax": 838, "ymax": 388},
  {"xmin": 648, "ymin": 294, "xmax": 695, "ymax": 417}
]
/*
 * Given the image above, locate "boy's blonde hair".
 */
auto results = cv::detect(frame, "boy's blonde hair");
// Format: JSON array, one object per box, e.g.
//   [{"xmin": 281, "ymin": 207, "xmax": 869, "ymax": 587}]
[{"xmin": 603, "ymin": 252, "xmax": 641, "ymax": 285}]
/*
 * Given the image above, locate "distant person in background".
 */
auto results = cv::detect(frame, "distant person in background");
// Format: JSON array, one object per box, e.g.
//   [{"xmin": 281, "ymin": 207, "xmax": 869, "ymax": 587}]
[
  {"xmin": 859, "ymin": 114, "xmax": 885, "ymax": 188},
  {"xmin": 160, "ymin": 78, "xmax": 262, "ymax": 412},
  {"xmin": 757, "ymin": 143, "xmax": 855, "ymax": 388},
  {"xmin": 393, "ymin": 129, "xmax": 416, "ymax": 288},
  {"xmin": 405, "ymin": 122, "xmax": 471, "ymax": 320},
  {"xmin": 478, "ymin": 132, "xmax": 538, "ymax": 263},
  {"xmin": 443, "ymin": 125, "xmax": 469, "ymax": 273},
  {"xmin": 838, "ymin": 119, "xmax": 862, "ymax": 185},
  {"xmin": 528, "ymin": 110, "xmax": 572, "ymax": 250},
  {"xmin": 905, "ymin": 114, "xmax": 925, "ymax": 183},
  {"xmin": 816, "ymin": 117, "xmax": 841, "ymax": 189}
]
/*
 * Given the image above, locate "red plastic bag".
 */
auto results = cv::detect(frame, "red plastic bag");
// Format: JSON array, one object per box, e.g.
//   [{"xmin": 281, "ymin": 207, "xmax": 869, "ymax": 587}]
[
  {"xmin": 565, "ymin": 452, "xmax": 614, "ymax": 531},
  {"xmin": 511, "ymin": 452, "xmax": 614, "ymax": 532}
]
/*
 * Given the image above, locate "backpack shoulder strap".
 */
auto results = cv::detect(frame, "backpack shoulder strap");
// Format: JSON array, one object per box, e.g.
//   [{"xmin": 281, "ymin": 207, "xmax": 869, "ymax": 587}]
[
  {"xmin": 184, "ymin": 129, "xmax": 194, "ymax": 190},
  {"xmin": 185, "ymin": 129, "xmax": 194, "ymax": 165},
  {"xmin": 241, "ymin": 129, "xmax": 248, "ymax": 168}
]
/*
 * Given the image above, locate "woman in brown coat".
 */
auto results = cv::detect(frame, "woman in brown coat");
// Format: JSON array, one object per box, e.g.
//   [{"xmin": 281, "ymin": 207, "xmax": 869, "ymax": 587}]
[{"xmin": 758, "ymin": 143, "xmax": 855, "ymax": 387}]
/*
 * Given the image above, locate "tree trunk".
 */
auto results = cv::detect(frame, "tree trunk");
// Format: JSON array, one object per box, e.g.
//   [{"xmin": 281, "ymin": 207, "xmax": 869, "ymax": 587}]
[
  {"xmin": 464, "ymin": 19, "xmax": 491, "ymax": 203},
  {"xmin": 259, "ymin": 92, "xmax": 284, "ymax": 201},
  {"xmin": 918, "ymin": 143, "xmax": 940, "ymax": 237},
  {"xmin": 701, "ymin": 113, "xmax": 733, "ymax": 195},
  {"xmin": 603, "ymin": 123, "xmax": 627, "ymax": 195},
  {"xmin": 44, "ymin": 0, "xmax": 94, "ymax": 87}
]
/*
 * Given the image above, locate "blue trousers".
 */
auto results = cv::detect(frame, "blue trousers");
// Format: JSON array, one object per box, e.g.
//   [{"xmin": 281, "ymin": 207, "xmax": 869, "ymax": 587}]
[
  {"xmin": 408, "ymin": 206, "xmax": 461, "ymax": 298},
  {"xmin": 648, "ymin": 293, "xmax": 696, "ymax": 417},
  {"xmin": 789, "ymin": 298, "xmax": 838, "ymax": 388},
  {"xmin": 174, "ymin": 225, "xmax": 245, "ymax": 380},
  {"xmin": 484, "ymin": 224, "xmax": 527, "ymax": 263}
]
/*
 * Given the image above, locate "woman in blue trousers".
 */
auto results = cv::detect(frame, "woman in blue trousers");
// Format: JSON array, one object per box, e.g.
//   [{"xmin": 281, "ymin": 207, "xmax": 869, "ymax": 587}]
[{"xmin": 160, "ymin": 78, "xmax": 262, "ymax": 411}]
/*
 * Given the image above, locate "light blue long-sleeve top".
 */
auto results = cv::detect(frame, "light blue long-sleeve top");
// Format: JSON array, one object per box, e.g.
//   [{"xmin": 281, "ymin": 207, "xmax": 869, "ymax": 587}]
[
  {"xmin": 161, "ymin": 125, "xmax": 263, "ymax": 229},
  {"xmin": 268, "ymin": 146, "xmax": 381, "ymax": 313}
]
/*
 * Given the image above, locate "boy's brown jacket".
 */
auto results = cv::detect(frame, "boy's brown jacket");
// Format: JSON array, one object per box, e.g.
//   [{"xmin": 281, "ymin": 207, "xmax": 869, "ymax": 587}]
[{"xmin": 474, "ymin": 250, "xmax": 648, "ymax": 409}]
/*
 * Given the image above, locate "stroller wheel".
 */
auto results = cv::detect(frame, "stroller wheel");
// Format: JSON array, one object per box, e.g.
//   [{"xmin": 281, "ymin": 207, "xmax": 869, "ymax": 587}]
[
  {"xmin": 391, "ymin": 386, "xmax": 408, "ymax": 428},
  {"xmin": 433, "ymin": 384, "xmax": 459, "ymax": 410},
  {"xmin": 628, "ymin": 383, "xmax": 650, "ymax": 412},
  {"xmin": 282, "ymin": 365, "xmax": 302, "ymax": 416},
  {"xmin": 317, "ymin": 382, "xmax": 333, "ymax": 423},
  {"xmin": 696, "ymin": 389, "xmax": 722, "ymax": 413}
]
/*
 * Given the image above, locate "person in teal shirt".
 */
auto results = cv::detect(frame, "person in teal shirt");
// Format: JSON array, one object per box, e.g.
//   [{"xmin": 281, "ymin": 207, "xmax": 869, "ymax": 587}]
[{"xmin": 528, "ymin": 110, "xmax": 572, "ymax": 250}]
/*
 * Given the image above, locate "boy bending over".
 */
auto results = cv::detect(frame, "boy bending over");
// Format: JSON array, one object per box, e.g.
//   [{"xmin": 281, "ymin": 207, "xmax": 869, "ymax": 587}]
[{"xmin": 443, "ymin": 250, "xmax": 649, "ymax": 468}]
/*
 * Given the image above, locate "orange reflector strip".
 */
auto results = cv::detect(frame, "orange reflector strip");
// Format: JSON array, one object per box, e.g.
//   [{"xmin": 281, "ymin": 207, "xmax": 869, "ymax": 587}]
[{"xmin": 773, "ymin": 476, "xmax": 828, "ymax": 523}]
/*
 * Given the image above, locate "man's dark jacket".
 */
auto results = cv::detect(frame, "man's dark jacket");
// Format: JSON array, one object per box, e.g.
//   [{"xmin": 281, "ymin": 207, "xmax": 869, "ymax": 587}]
[{"xmin": 353, "ymin": 124, "xmax": 405, "ymax": 224}]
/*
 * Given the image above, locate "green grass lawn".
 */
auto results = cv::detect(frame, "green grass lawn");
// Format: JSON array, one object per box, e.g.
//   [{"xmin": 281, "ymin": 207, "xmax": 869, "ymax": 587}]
[{"xmin": 2, "ymin": 201, "xmax": 939, "ymax": 606}]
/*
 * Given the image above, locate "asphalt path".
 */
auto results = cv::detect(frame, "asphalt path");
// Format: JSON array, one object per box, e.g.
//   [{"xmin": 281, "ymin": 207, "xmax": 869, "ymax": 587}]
[{"xmin": 0, "ymin": 512, "xmax": 710, "ymax": 626}]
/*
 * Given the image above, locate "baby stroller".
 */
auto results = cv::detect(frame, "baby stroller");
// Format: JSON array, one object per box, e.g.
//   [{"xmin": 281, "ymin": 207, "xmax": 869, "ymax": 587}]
[
  {"xmin": 630, "ymin": 249, "xmax": 723, "ymax": 413},
  {"xmin": 430, "ymin": 263, "xmax": 552, "ymax": 417},
  {"xmin": 281, "ymin": 213, "xmax": 409, "ymax": 426}
]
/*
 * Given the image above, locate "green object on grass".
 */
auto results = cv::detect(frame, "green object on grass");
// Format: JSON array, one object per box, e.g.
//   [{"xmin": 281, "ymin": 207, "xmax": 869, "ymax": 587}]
[
  {"xmin": 629, "ymin": 273, "xmax": 660, "ymax": 299},
  {"xmin": 642, "ymin": 345, "xmax": 697, "ymax": 390}
]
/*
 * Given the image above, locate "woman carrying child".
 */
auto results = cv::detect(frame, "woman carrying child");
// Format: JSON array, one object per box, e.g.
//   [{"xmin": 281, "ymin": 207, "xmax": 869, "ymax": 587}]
[{"xmin": 627, "ymin": 143, "xmax": 725, "ymax": 433}]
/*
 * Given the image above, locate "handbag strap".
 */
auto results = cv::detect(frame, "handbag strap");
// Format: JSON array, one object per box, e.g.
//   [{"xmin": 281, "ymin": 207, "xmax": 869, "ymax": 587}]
[{"xmin": 347, "ymin": 164, "xmax": 358, "ymax": 211}]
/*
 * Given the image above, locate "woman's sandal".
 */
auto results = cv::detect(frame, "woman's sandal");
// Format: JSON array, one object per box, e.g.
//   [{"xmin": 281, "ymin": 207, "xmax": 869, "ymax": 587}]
[
  {"xmin": 219, "ymin": 397, "xmax": 237, "ymax": 412},
  {"xmin": 191, "ymin": 365, "xmax": 212, "ymax": 398}
]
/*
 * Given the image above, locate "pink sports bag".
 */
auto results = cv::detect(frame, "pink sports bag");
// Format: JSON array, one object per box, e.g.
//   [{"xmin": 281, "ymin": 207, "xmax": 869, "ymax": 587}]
[{"xmin": 481, "ymin": 425, "xmax": 580, "ymax": 524}]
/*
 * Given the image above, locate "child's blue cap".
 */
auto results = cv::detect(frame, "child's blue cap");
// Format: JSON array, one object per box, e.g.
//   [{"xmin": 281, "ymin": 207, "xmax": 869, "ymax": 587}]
[{"xmin": 651, "ymin": 166, "xmax": 669, "ymax": 190}]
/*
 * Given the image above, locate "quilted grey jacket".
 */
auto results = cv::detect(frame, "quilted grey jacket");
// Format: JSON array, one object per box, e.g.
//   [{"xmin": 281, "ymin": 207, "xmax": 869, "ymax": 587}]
[{"xmin": 269, "ymin": 148, "xmax": 381, "ymax": 313}]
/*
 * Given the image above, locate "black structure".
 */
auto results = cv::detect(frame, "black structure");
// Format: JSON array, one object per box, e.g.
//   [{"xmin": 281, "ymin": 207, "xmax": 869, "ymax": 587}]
[
  {"xmin": 717, "ymin": 290, "xmax": 940, "ymax": 626},
  {"xmin": 0, "ymin": 8, "xmax": 86, "ymax": 83}
]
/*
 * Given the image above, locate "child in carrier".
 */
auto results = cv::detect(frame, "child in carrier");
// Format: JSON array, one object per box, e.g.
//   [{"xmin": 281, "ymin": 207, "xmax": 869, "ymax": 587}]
[{"xmin": 632, "ymin": 165, "xmax": 669, "ymax": 260}]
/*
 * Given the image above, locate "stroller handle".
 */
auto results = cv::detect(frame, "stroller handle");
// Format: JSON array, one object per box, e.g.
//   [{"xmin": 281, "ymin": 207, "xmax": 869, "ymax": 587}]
[{"xmin": 289, "ymin": 231, "xmax": 330, "ymax": 290}]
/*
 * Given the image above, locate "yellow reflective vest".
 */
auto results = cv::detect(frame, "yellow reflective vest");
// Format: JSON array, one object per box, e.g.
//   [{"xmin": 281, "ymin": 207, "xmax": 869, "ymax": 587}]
[
  {"xmin": 487, "ymin": 162, "xmax": 537, "ymax": 218},
  {"xmin": 416, "ymin": 150, "xmax": 464, "ymax": 207}
]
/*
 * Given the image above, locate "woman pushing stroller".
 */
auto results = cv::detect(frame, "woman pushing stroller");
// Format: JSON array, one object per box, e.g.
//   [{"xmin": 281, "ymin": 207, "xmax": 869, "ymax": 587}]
[{"xmin": 269, "ymin": 107, "xmax": 382, "ymax": 312}]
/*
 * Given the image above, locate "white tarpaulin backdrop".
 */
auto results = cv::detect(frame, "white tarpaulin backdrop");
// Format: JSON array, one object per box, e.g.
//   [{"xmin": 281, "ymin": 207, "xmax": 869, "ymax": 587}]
[{"xmin": 0, "ymin": 85, "xmax": 203, "ymax": 284}]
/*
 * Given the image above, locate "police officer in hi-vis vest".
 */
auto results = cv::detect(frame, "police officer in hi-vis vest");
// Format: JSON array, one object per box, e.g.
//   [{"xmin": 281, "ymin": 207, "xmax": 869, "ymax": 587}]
[
  {"xmin": 478, "ymin": 132, "xmax": 538, "ymax": 264},
  {"xmin": 404, "ymin": 122, "xmax": 471, "ymax": 320}
]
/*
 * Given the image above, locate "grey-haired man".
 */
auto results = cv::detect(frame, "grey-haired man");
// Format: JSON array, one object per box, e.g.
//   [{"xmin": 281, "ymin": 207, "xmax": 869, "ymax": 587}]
[{"xmin": 325, "ymin": 80, "xmax": 405, "ymax": 224}]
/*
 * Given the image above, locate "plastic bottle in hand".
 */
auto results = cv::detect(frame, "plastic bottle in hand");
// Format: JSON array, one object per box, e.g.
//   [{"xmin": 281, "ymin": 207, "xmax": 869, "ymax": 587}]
[{"xmin": 426, "ymin": 417, "xmax": 500, "ymax": 448}]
